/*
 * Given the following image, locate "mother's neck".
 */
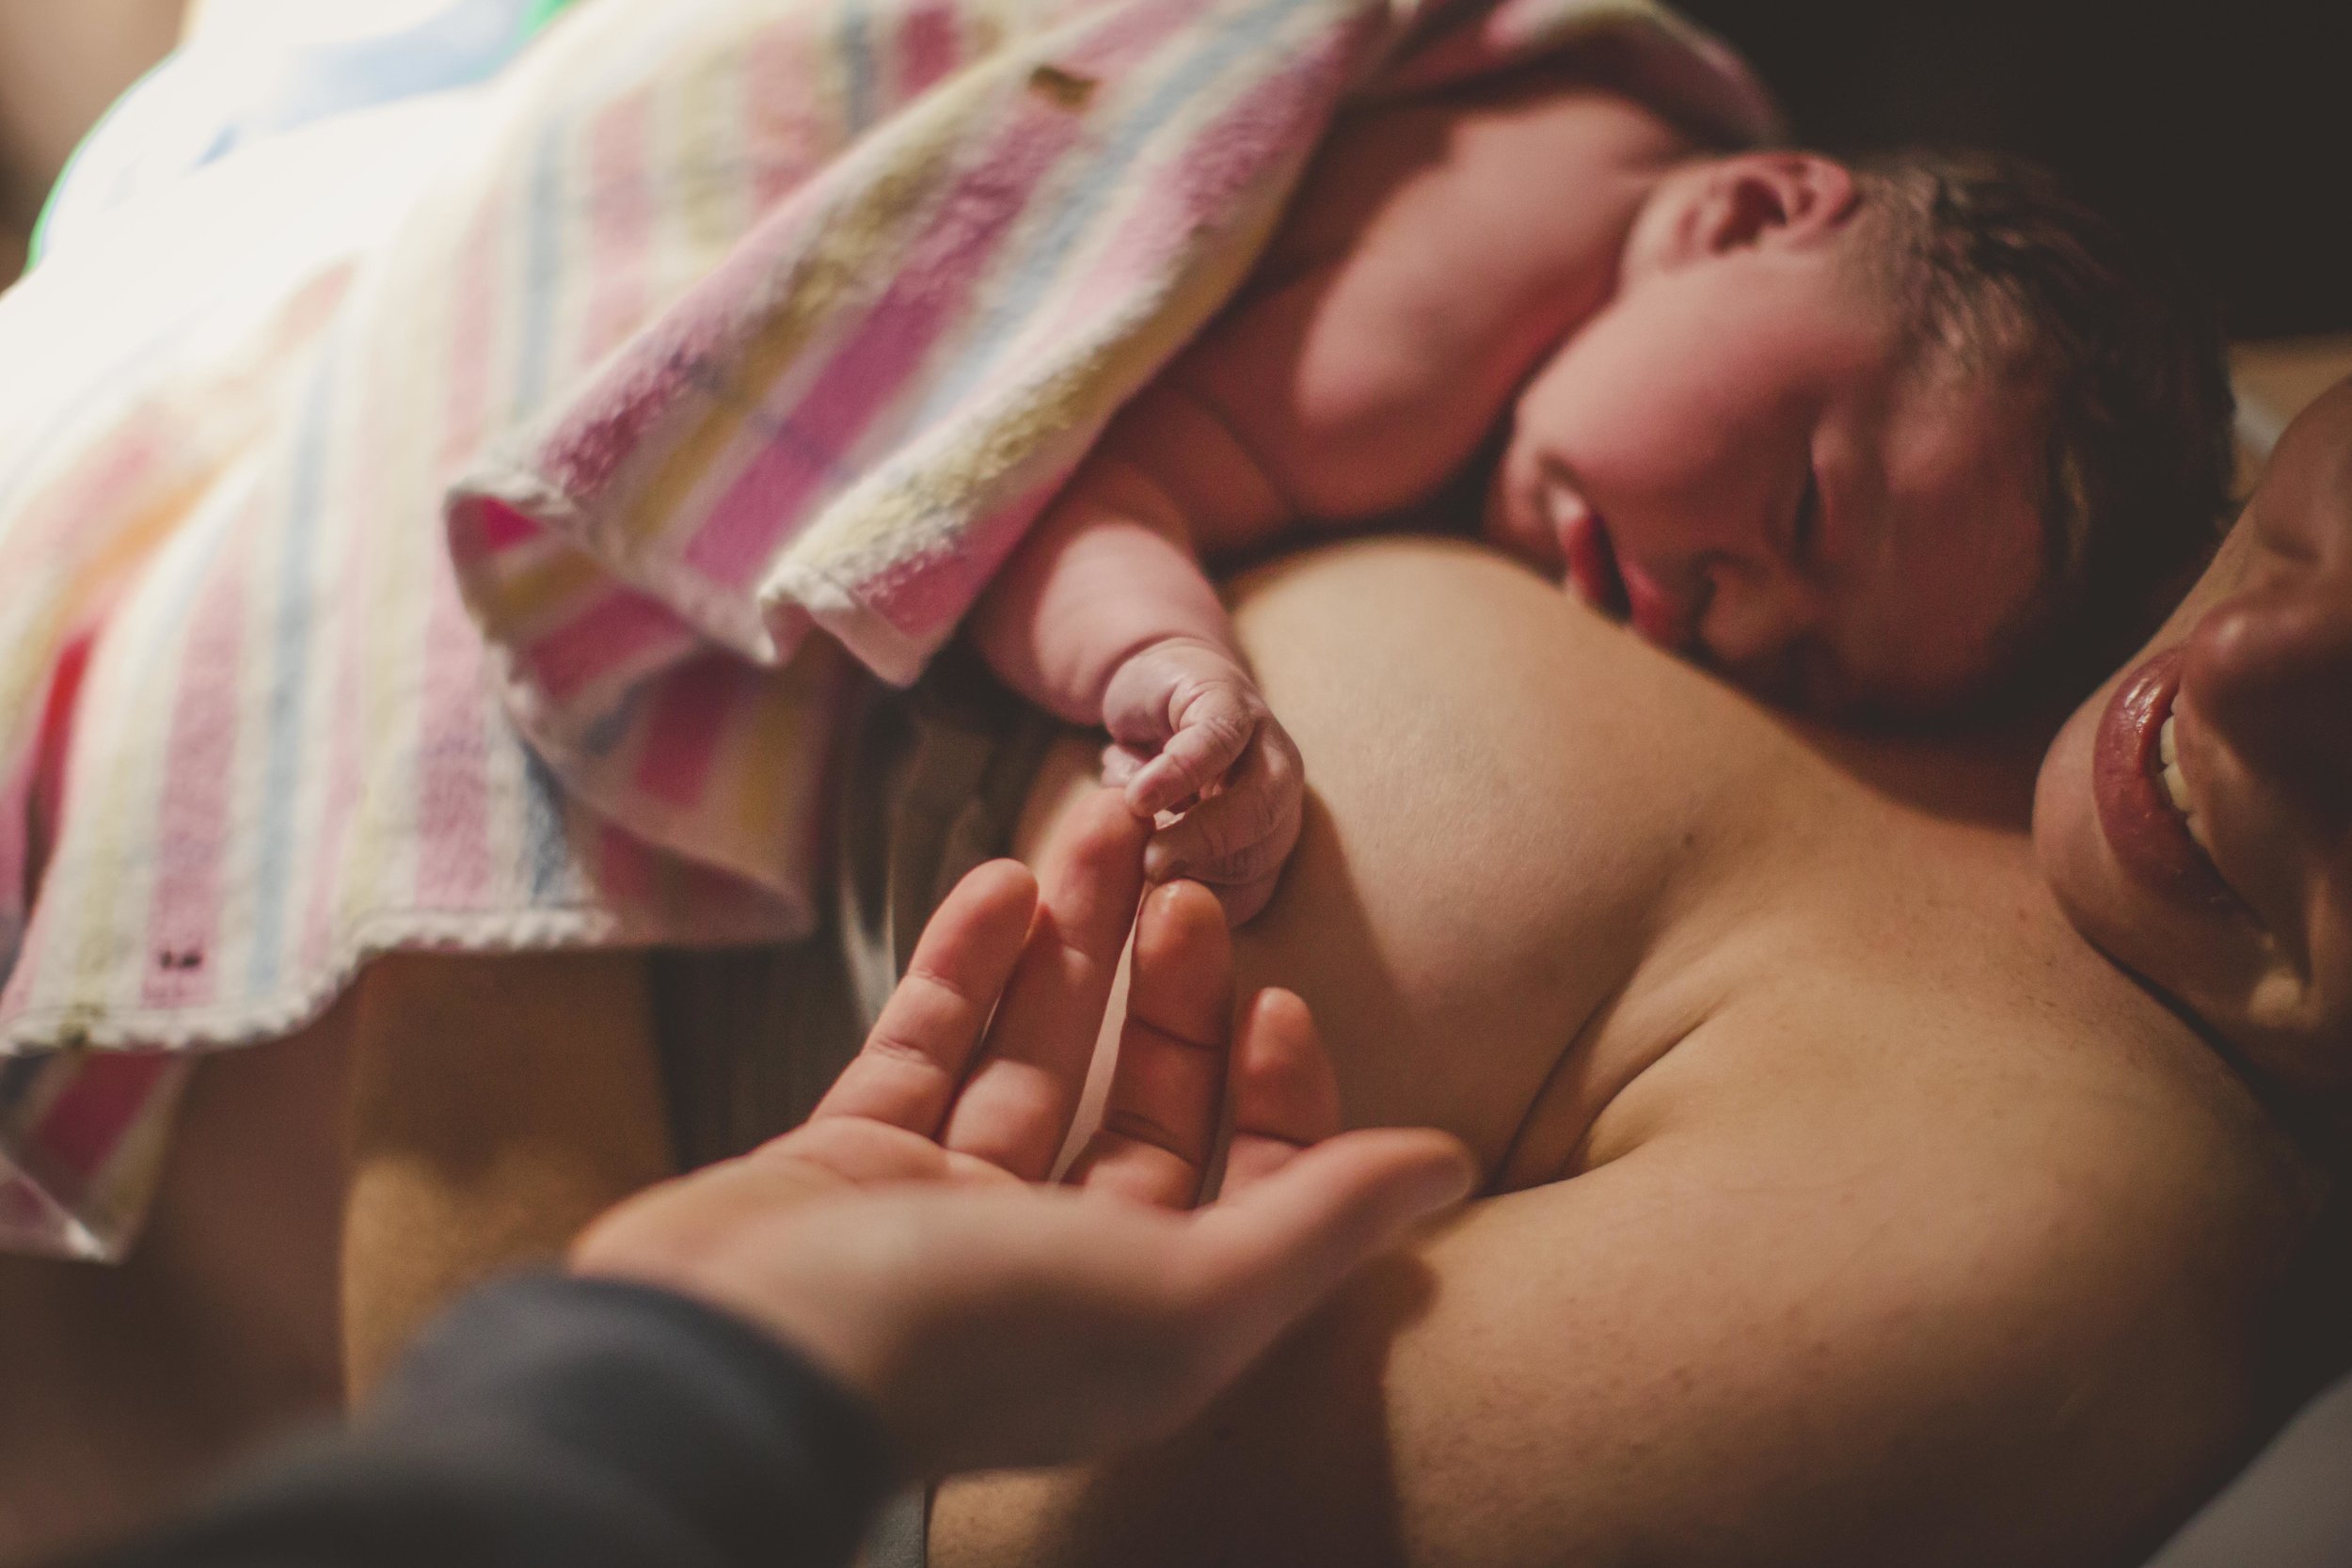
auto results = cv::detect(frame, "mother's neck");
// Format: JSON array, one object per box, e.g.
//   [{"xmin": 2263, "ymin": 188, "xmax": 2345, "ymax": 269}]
[{"xmin": 1793, "ymin": 701, "xmax": 2065, "ymax": 832}]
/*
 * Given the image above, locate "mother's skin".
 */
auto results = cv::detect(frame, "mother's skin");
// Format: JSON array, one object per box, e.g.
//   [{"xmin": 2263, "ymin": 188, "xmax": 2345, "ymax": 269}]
[{"xmin": 925, "ymin": 535, "xmax": 2327, "ymax": 1567}]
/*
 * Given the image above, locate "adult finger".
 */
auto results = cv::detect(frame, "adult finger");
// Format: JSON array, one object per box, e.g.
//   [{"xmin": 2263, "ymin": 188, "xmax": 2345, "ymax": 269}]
[
  {"xmin": 810, "ymin": 859, "xmax": 1038, "ymax": 1136},
  {"xmin": 1063, "ymin": 880, "xmax": 1233, "ymax": 1208},
  {"xmin": 941, "ymin": 790, "xmax": 1149, "ymax": 1179},
  {"xmin": 1181, "ymin": 1126, "xmax": 1476, "ymax": 1353},
  {"xmin": 1219, "ymin": 988, "xmax": 1343, "ymax": 1193}
]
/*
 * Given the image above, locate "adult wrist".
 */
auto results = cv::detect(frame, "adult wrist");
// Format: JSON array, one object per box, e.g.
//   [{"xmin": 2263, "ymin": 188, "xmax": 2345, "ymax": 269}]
[{"xmin": 378, "ymin": 1274, "xmax": 902, "ymax": 1565}]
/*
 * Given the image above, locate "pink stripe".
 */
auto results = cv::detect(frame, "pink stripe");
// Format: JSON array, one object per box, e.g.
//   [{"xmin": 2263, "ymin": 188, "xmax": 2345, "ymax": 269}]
[
  {"xmin": 461, "ymin": 497, "xmax": 546, "ymax": 556},
  {"xmin": 1029, "ymin": 33, "xmax": 1359, "ymax": 344},
  {"xmin": 847, "ymin": 35, "xmax": 1364, "ymax": 637},
  {"xmin": 894, "ymin": 0, "xmax": 962, "ymax": 98},
  {"xmin": 595, "ymin": 821, "xmax": 654, "ymax": 906},
  {"xmin": 532, "ymin": 309, "xmax": 732, "ymax": 501},
  {"xmin": 24, "ymin": 625, "xmax": 98, "ymax": 897},
  {"xmin": 414, "ymin": 556, "xmax": 494, "ymax": 909},
  {"xmin": 29, "ymin": 1053, "xmax": 172, "ymax": 1187},
  {"xmin": 301, "ymin": 356, "xmax": 392, "ymax": 973},
  {"xmin": 525, "ymin": 586, "xmax": 696, "ymax": 704},
  {"xmin": 679, "ymin": 107, "xmax": 1088, "ymax": 586},
  {"xmin": 851, "ymin": 476, "xmax": 1055, "ymax": 635},
  {"xmin": 413, "ymin": 193, "xmax": 504, "ymax": 912},
  {"xmin": 141, "ymin": 533, "xmax": 251, "ymax": 1009},
  {"xmin": 521, "ymin": 0, "xmax": 1201, "ymax": 516},
  {"xmin": 581, "ymin": 93, "xmax": 653, "ymax": 365},
  {"xmin": 676, "ymin": 0, "xmax": 1228, "ymax": 590},
  {"xmin": 0, "ymin": 619, "xmax": 90, "ymax": 929},
  {"xmin": 524, "ymin": 19, "xmax": 834, "ymax": 507},
  {"xmin": 743, "ymin": 21, "xmax": 833, "ymax": 214},
  {"xmin": 628, "ymin": 656, "xmax": 736, "ymax": 810},
  {"xmin": 439, "ymin": 199, "xmax": 503, "ymax": 475}
]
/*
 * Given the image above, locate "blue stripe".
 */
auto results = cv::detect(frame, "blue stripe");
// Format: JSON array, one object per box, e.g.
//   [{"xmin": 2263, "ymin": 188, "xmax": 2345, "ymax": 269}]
[
  {"xmin": 579, "ymin": 679, "xmax": 648, "ymax": 760},
  {"xmin": 911, "ymin": 0, "xmax": 1327, "ymax": 425},
  {"xmin": 243, "ymin": 341, "xmax": 342, "ymax": 994},
  {"xmin": 835, "ymin": 0, "xmax": 878, "ymax": 135},
  {"xmin": 519, "ymin": 744, "xmax": 574, "ymax": 901},
  {"xmin": 256, "ymin": 0, "xmax": 537, "ymax": 139}
]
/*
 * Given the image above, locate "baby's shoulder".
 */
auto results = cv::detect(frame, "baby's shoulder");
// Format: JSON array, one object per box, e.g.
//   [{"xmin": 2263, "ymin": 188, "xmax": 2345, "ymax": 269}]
[{"xmin": 1270, "ymin": 70, "xmax": 1689, "ymax": 276}]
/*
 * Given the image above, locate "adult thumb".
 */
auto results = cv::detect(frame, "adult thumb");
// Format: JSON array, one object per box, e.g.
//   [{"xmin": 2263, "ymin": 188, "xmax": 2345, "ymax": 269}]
[{"xmin": 1184, "ymin": 1128, "xmax": 1475, "ymax": 1355}]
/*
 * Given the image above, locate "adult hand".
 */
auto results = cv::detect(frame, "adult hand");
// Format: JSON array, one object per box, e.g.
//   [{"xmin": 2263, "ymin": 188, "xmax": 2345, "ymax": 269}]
[{"xmin": 571, "ymin": 790, "xmax": 1472, "ymax": 1478}]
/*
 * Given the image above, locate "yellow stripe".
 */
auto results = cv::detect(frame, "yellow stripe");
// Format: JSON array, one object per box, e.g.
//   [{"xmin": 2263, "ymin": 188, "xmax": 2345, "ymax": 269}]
[
  {"xmin": 476, "ymin": 541, "xmax": 612, "ymax": 633},
  {"xmin": 809, "ymin": 137, "xmax": 1286, "ymax": 558},
  {"xmin": 617, "ymin": 81, "xmax": 973, "ymax": 545}
]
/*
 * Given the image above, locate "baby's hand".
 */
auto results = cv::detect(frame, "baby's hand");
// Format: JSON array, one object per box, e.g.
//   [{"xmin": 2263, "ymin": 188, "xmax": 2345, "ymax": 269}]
[{"xmin": 1100, "ymin": 637, "xmax": 1303, "ymax": 925}]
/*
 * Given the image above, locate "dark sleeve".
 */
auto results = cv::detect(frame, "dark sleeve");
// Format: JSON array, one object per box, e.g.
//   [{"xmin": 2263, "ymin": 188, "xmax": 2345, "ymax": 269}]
[{"xmin": 69, "ymin": 1275, "xmax": 899, "ymax": 1568}]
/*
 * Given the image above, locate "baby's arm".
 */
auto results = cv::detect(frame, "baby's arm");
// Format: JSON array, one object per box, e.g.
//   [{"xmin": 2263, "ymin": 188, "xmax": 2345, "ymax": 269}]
[{"xmin": 971, "ymin": 430, "xmax": 1301, "ymax": 925}]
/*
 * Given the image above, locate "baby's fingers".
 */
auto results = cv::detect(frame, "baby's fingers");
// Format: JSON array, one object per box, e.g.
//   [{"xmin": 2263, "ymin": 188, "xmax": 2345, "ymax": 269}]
[
  {"xmin": 1123, "ymin": 695, "xmax": 1256, "ymax": 818},
  {"xmin": 1100, "ymin": 742, "xmax": 1152, "ymax": 793},
  {"xmin": 1142, "ymin": 739, "xmax": 1303, "ymax": 924}
]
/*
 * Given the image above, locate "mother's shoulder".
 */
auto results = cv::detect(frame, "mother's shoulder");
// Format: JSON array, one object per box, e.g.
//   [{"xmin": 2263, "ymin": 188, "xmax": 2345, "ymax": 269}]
[
  {"xmin": 1230, "ymin": 534, "xmax": 1585, "ymax": 628},
  {"xmin": 1228, "ymin": 536, "xmax": 1803, "ymax": 778}
]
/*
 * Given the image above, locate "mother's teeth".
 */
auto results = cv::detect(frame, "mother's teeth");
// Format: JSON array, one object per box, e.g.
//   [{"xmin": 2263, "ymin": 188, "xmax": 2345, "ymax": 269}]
[{"xmin": 2156, "ymin": 712, "xmax": 2211, "ymax": 849}]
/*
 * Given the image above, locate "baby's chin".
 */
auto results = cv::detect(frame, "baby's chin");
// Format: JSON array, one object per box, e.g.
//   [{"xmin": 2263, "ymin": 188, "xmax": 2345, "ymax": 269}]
[
  {"xmin": 1478, "ymin": 477, "xmax": 1564, "ymax": 577},
  {"xmin": 1477, "ymin": 465, "xmax": 1552, "ymax": 576}
]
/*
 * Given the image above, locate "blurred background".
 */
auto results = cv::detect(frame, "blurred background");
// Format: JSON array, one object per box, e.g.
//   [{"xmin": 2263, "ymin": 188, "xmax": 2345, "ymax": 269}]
[
  {"xmin": 0, "ymin": 0, "xmax": 186, "ymax": 277},
  {"xmin": 1682, "ymin": 0, "xmax": 2352, "ymax": 341}
]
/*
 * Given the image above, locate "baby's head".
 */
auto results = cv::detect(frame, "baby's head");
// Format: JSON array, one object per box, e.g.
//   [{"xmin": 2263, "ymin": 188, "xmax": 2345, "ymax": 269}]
[{"xmin": 1483, "ymin": 147, "xmax": 2235, "ymax": 718}]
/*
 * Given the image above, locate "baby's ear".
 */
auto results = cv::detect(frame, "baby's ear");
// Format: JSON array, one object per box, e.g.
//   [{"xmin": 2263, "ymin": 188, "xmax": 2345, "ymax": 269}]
[{"xmin": 1685, "ymin": 152, "xmax": 1861, "ymax": 259}]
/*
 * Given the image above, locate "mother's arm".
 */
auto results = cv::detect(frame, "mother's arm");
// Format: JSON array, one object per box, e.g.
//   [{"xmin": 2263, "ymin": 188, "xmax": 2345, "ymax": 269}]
[{"xmin": 936, "ymin": 996, "xmax": 2311, "ymax": 1568}]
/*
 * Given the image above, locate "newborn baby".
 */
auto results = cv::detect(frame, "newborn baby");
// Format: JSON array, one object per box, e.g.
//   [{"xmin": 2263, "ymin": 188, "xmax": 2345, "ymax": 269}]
[{"xmin": 968, "ymin": 62, "xmax": 2234, "ymax": 920}]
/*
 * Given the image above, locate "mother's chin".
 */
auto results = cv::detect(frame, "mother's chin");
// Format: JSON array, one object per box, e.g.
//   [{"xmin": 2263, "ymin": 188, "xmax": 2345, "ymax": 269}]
[{"xmin": 2032, "ymin": 560, "xmax": 2347, "ymax": 1107}]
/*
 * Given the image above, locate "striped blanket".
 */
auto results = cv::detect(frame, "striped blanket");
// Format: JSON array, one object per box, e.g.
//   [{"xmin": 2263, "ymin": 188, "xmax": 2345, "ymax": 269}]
[{"xmin": 0, "ymin": 0, "xmax": 1772, "ymax": 1257}]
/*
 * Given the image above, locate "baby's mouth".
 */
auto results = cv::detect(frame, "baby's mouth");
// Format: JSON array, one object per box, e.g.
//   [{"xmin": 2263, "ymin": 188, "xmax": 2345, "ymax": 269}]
[{"xmin": 1558, "ymin": 500, "xmax": 1629, "ymax": 624}]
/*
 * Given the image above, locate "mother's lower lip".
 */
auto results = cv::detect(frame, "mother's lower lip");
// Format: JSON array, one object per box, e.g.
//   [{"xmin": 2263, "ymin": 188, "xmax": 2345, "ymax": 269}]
[{"xmin": 2091, "ymin": 647, "xmax": 2237, "ymax": 913}]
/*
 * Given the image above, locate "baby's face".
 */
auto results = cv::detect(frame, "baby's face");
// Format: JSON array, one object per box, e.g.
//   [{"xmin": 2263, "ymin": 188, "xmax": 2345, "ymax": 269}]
[{"xmin": 1483, "ymin": 232, "xmax": 2051, "ymax": 717}]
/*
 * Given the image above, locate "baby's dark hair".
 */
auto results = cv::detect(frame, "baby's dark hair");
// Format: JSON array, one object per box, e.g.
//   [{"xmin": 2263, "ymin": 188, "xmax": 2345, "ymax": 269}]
[{"xmin": 1847, "ymin": 148, "xmax": 2236, "ymax": 702}]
